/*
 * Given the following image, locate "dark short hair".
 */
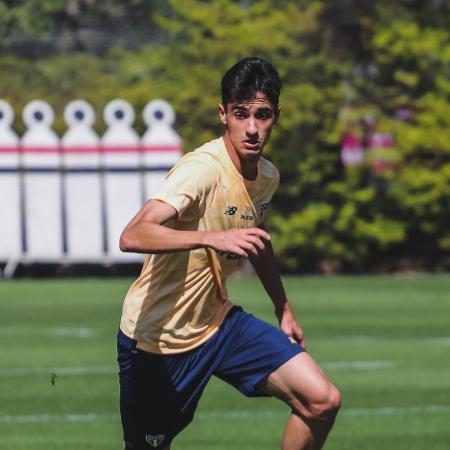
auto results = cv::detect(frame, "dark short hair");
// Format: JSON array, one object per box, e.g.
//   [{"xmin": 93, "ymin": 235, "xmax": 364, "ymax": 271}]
[{"xmin": 221, "ymin": 57, "xmax": 282, "ymax": 110}]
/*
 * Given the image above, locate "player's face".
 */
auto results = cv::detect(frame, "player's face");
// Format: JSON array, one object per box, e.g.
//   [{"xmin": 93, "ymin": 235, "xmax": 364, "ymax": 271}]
[{"xmin": 219, "ymin": 92, "xmax": 279, "ymax": 162}]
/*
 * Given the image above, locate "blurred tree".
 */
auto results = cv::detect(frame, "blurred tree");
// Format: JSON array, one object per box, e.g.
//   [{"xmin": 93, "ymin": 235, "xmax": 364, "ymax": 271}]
[
  {"xmin": 0, "ymin": 0, "xmax": 448, "ymax": 272},
  {"xmin": 0, "ymin": 0, "xmax": 169, "ymax": 56},
  {"xmin": 369, "ymin": 8, "xmax": 450, "ymax": 269},
  {"xmin": 272, "ymin": 0, "xmax": 450, "ymax": 272}
]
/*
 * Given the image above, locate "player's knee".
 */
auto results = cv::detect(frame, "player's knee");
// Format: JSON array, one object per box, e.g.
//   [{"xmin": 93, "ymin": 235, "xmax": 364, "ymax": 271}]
[{"xmin": 303, "ymin": 384, "xmax": 341, "ymax": 421}]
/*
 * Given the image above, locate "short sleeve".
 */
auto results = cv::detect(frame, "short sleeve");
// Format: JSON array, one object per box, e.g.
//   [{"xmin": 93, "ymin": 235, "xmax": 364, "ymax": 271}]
[{"xmin": 153, "ymin": 157, "xmax": 217, "ymax": 221}]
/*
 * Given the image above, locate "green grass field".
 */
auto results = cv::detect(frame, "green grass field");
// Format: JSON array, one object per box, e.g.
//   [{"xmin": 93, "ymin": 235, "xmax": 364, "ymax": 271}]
[{"xmin": 1, "ymin": 275, "xmax": 449, "ymax": 450}]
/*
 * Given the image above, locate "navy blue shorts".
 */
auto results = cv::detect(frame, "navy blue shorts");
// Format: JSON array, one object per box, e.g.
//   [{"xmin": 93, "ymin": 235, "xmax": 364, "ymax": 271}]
[{"xmin": 117, "ymin": 306, "xmax": 303, "ymax": 449}]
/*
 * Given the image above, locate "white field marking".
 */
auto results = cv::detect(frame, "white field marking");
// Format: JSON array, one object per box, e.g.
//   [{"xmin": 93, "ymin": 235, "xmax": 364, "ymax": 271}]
[
  {"xmin": 425, "ymin": 337, "xmax": 450, "ymax": 347},
  {"xmin": 0, "ymin": 326, "xmax": 97, "ymax": 338},
  {"xmin": 0, "ymin": 366, "xmax": 116, "ymax": 378},
  {"xmin": 343, "ymin": 405, "xmax": 450, "ymax": 417},
  {"xmin": 0, "ymin": 413, "xmax": 118, "ymax": 424},
  {"xmin": 322, "ymin": 361, "xmax": 395, "ymax": 370},
  {"xmin": 1, "ymin": 405, "xmax": 450, "ymax": 425},
  {"xmin": 197, "ymin": 405, "xmax": 450, "ymax": 419},
  {"xmin": 0, "ymin": 359, "xmax": 396, "ymax": 379},
  {"xmin": 1, "ymin": 327, "xmax": 447, "ymax": 344},
  {"xmin": 50, "ymin": 327, "xmax": 97, "ymax": 338},
  {"xmin": 0, "ymin": 359, "xmax": 394, "ymax": 380},
  {"xmin": 315, "ymin": 335, "xmax": 450, "ymax": 347},
  {"xmin": 320, "ymin": 335, "xmax": 380, "ymax": 344}
]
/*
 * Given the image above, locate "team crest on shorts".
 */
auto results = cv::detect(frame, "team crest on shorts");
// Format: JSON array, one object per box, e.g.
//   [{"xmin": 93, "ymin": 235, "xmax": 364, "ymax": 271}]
[{"xmin": 145, "ymin": 434, "xmax": 165, "ymax": 447}]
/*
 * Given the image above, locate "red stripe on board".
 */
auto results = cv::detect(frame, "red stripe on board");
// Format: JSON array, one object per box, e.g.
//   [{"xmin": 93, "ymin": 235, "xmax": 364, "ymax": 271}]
[
  {"xmin": 0, "ymin": 146, "xmax": 19, "ymax": 153},
  {"xmin": 141, "ymin": 145, "xmax": 181, "ymax": 153},
  {"xmin": 21, "ymin": 146, "xmax": 59, "ymax": 153},
  {"xmin": 62, "ymin": 146, "xmax": 100, "ymax": 154},
  {"xmin": 100, "ymin": 146, "xmax": 140, "ymax": 153},
  {"xmin": 11, "ymin": 145, "xmax": 181, "ymax": 154}
]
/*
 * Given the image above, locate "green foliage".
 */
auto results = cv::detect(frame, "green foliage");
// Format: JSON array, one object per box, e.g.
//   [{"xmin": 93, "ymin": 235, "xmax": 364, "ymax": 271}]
[
  {"xmin": 0, "ymin": 0, "xmax": 449, "ymax": 272},
  {"xmin": 269, "ymin": 1, "xmax": 450, "ymax": 272},
  {"xmin": 0, "ymin": 0, "xmax": 67, "ymax": 42}
]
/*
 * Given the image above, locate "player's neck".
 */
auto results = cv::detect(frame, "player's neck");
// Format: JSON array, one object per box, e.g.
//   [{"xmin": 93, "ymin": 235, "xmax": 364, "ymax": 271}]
[{"xmin": 223, "ymin": 132, "xmax": 259, "ymax": 181}]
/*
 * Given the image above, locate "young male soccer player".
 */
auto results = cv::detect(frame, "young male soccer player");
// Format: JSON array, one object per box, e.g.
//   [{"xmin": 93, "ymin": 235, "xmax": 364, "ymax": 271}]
[{"xmin": 117, "ymin": 57, "xmax": 340, "ymax": 450}]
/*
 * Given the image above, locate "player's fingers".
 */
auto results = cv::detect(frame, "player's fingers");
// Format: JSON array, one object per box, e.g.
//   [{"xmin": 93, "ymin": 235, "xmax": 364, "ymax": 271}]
[
  {"xmin": 290, "ymin": 334, "xmax": 306, "ymax": 349},
  {"xmin": 238, "ymin": 240, "xmax": 259, "ymax": 256},
  {"xmin": 246, "ymin": 227, "xmax": 270, "ymax": 241},
  {"xmin": 230, "ymin": 246, "xmax": 248, "ymax": 258},
  {"xmin": 245, "ymin": 234, "xmax": 266, "ymax": 251},
  {"xmin": 295, "ymin": 327, "xmax": 304, "ymax": 340},
  {"xmin": 295, "ymin": 329, "xmax": 307, "ymax": 349}
]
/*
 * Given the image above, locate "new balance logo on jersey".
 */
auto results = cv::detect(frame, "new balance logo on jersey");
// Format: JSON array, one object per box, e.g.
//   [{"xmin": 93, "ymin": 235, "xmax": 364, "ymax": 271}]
[
  {"xmin": 224, "ymin": 205, "xmax": 238, "ymax": 216},
  {"xmin": 145, "ymin": 434, "xmax": 165, "ymax": 447}
]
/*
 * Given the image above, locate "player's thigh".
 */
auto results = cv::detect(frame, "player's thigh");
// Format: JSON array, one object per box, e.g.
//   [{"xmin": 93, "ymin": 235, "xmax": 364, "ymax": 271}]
[
  {"xmin": 118, "ymin": 344, "xmax": 181, "ymax": 449},
  {"xmin": 258, "ymin": 352, "xmax": 340, "ymax": 416}
]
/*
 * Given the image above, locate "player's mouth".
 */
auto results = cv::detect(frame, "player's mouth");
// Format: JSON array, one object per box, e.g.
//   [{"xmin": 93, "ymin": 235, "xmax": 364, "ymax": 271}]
[{"xmin": 243, "ymin": 140, "xmax": 260, "ymax": 151}]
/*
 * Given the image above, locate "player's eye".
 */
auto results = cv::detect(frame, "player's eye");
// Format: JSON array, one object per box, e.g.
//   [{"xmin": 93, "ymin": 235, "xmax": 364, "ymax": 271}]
[
  {"xmin": 255, "ymin": 110, "xmax": 273, "ymax": 120},
  {"xmin": 234, "ymin": 111, "xmax": 247, "ymax": 119}
]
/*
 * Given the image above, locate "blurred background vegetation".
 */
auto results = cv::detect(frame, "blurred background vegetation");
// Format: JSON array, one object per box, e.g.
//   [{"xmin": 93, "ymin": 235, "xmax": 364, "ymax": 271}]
[{"xmin": 1, "ymin": 0, "xmax": 449, "ymax": 274}]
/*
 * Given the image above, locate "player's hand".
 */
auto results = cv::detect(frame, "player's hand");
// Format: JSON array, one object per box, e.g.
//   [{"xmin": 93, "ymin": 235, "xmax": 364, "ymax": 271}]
[
  {"xmin": 203, "ymin": 227, "xmax": 270, "ymax": 258},
  {"xmin": 277, "ymin": 302, "xmax": 307, "ymax": 348}
]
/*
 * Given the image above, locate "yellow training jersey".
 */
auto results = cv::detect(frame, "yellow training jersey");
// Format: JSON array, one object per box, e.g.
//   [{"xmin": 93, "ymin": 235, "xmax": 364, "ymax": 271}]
[{"xmin": 119, "ymin": 137, "xmax": 279, "ymax": 354}]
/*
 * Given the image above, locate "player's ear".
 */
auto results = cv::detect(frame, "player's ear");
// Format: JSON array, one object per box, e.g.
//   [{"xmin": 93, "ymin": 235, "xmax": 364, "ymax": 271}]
[{"xmin": 218, "ymin": 103, "xmax": 227, "ymax": 125}]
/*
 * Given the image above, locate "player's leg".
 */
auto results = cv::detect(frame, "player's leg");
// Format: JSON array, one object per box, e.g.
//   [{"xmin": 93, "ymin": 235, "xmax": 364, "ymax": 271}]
[
  {"xmin": 212, "ymin": 308, "xmax": 339, "ymax": 450},
  {"xmin": 117, "ymin": 328, "xmax": 228, "ymax": 450},
  {"xmin": 117, "ymin": 330, "xmax": 187, "ymax": 450},
  {"xmin": 258, "ymin": 352, "xmax": 341, "ymax": 450},
  {"xmin": 118, "ymin": 344, "xmax": 175, "ymax": 450}
]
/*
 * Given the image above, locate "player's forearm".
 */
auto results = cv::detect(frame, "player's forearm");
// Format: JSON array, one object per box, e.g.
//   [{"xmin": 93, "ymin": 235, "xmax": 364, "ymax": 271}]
[
  {"xmin": 249, "ymin": 241, "xmax": 289, "ymax": 319},
  {"xmin": 120, "ymin": 222, "xmax": 208, "ymax": 254}
]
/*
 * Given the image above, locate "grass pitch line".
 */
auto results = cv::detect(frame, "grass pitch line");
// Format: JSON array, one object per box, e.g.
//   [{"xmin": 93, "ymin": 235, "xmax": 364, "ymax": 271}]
[
  {"xmin": 315, "ymin": 335, "xmax": 450, "ymax": 347},
  {"xmin": 0, "ymin": 360, "xmax": 395, "ymax": 379},
  {"xmin": 426, "ymin": 337, "xmax": 450, "ymax": 346},
  {"xmin": 0, "ymin": 366, "xmax": 116, "ymax": 378},
  {"xmin": 322, "ymin": 361, "xmax": 395, "ymax": 370},
  {"xmin": 1, "ymin": 405, "xmax": 450, "ymax": 425},
  {"xmin": 343, "ymin": 405, "xmax": 450, "ymax": 417},
  {"xmin": 2, "ymin": 326, "xmax": 449, "ymax": 346},
  {"xmin": 0, "ymin": 326, "xmax": 97, "ymax": 338},
  {"xmin": 50, "ymin": 327, "xmax": 97, "ymax": 338},
  {"xmin": 198, "ymin": 405, "xmax": 450, "ymax": 419},
  {"xmin": 0, "ymin": 413, "xmax": 118, "ymax": 424}
]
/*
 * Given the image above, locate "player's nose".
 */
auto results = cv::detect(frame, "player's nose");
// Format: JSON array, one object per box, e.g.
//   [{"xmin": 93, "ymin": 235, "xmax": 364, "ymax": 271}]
[{"xmin": 246, "ymin": 117, "xmax": 258, "ymax": 136}]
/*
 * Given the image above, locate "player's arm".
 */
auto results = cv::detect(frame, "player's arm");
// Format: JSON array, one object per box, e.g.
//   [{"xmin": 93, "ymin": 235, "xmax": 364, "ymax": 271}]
[
  {"xmin": 119, "ymin": 199, "xmax": 270, "ymax": 256},
  {"xmin": 249, "ymin": 223, "xmax": 306, "ymax": 346}
]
